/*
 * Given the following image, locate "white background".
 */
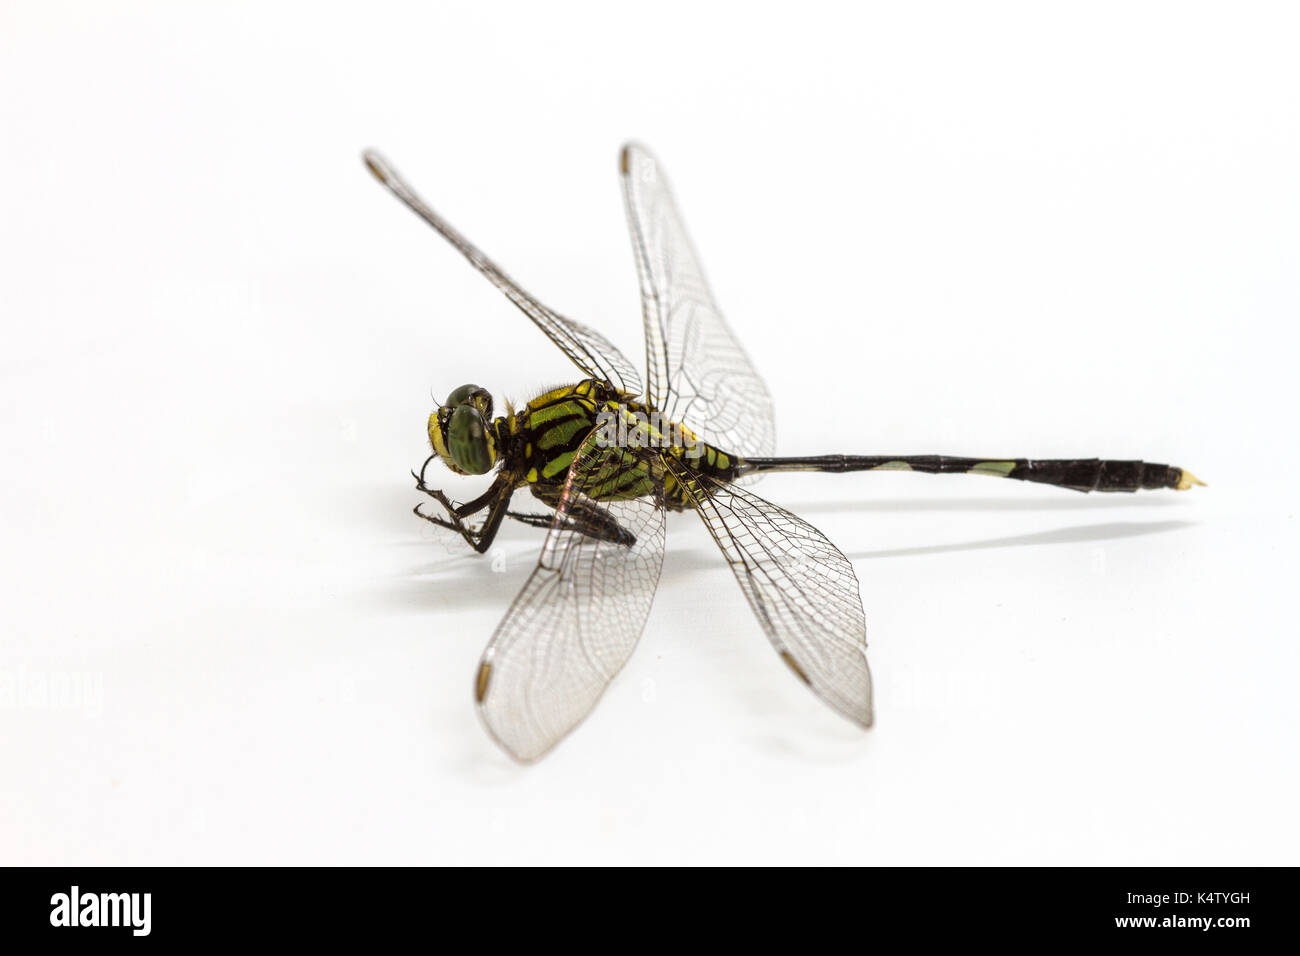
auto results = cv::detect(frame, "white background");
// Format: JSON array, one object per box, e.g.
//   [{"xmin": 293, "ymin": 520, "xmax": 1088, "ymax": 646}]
[{"xmin": 2, "ymin": 2, "xmax": 1297, "ymax": 865}]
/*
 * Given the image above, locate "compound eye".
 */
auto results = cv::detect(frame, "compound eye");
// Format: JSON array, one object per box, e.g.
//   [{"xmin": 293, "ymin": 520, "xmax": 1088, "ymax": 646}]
[
  {"xmin": 446, "ymin": 405, "xmax": 493, "ymax": 475},
  {"xmin": 445, "ymin": 383, "xmax": 478, "ymax": 406},
  {"xmin": 445, "ymin": 383, "xmax": 493, "ymax": 419}
]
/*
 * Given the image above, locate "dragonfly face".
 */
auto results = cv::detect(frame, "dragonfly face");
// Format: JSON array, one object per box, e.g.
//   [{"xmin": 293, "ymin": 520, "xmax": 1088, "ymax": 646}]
[{"xmin": 428, "ymin": 383, "xmax": 497, "ymax": 476}]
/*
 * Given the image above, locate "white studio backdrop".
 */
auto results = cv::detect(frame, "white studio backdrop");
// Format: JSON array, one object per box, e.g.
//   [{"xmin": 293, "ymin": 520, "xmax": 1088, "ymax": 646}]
[{"xmin": 1, "ymin": 2, "xmax": 1297, "ymax": 864}]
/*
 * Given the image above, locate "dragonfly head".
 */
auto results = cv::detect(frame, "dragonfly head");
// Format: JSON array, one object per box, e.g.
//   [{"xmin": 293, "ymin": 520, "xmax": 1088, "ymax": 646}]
[{"xmin": 429, "ymin": 384, "xmax": 498, "ymax": 476}]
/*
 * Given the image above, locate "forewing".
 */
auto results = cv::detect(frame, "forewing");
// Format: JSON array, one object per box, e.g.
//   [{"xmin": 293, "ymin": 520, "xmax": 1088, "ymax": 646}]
[
  {"xmin": 663, "ymin": 457, "xmax": 872, "ymax": 727},
  {"xmin": 475, "ymin": 434, "xmax": 667, "ymax": 761},
  {"xmin": 620, "ymin": 143, "xmax": 776, "ymax": 457},
  {"xmin": 365, "ymin": 151, "xmax": 642, "ymax": 396}
]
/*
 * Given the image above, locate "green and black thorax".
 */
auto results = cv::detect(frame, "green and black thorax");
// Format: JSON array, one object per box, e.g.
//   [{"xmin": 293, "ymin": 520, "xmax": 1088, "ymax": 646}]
[{"xmin": 428, "ymin": 378, "xmax": 743, "ymax": 511}]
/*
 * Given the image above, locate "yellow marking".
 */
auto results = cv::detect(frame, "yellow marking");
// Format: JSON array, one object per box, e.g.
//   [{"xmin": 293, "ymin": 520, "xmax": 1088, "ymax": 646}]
[
  {"xmin": 428, "ymin": 412, "xmax": 448, "ymax": 458},
  {"xmin": 525, "ymin": 442, "xmax": 532, "ymax": 457},
  {"xmin": 475, "ymin": 661, "xmax": 492, "ymax": 703},
  {"xmin": 620, "ymin": 146, "xmax": 630, "ymax": 175},
  {"xmin": 716, "ymin": 452, "xmax": 730, "ymax": 469},
  {"xmin": 780, "ymin": 651, "xmax": 812, "ymax": 686},
  {"xmin": 538, "ymin": 417, "xmax": 588, "ymax": 449},
  {"xmin": 543, "ymin": 450, "xmax": 576, "ymax": 479},
  {"xmin": 604, "ymin": 475, "xmax": 653, "ymax": 499},
  {"xmin": 527, "ymin": 383, "xmax": 586, "ymax": 408},
  {"xmin": 526, "ymin": 467, "xmax": 539, "ymax": 483},
  {"xmin": 1176, "ymin": 469, "xmax": 1207, "ymax": 491},
  {"xmin": 971, "ymin": 461, "xmax": 1017, "ymax": 477},
  {"xmin": 530, "ymin": 402, "xmax": 580, "ymax": 427},
  {"xmin": 872, "ymin": 460, "xmax": 911, "ymax": 471}
]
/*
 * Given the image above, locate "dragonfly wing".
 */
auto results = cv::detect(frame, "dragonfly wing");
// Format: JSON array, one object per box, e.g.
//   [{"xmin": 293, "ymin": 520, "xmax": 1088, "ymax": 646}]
[
  {"xmin": 475, "ymin": 433, "xmax": 667, "ymax": 761},
  {"xmin": 663, "ymin": 457, "xmax": 872, "ymax": 727},
  {"xmin": 365, "ymin": 151, "xmax": 643, "ymax": 396},
  {"xmin": 620, "ymin": 143, "xmax": 776, "ymax": 458}
]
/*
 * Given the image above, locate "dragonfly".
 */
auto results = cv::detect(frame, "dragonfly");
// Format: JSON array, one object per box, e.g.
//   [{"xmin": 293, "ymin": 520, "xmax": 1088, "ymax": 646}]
[{"xmin": 364, "ymin": 143, "xmax": 1203, "ymax": 763}]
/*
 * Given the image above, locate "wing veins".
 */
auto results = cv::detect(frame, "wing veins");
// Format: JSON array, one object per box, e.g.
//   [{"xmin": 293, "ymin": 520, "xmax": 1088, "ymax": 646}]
[
  {"xmin": 365, "ymin": 151, "xmax": 641, "ymax": 395},
  {"xmin": 662, "ymin": 457, "xmax": 873, "ymax": 727},
  {"xmin": 476, "ymin": 435, "xmax": 667, "ymax": 761}
]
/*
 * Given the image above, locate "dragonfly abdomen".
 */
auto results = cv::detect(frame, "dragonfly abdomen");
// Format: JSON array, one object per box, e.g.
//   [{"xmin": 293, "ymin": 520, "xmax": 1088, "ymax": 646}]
[{"xmin": 738, "ymin": 455, "xmax": 1204, "ymax": 493}]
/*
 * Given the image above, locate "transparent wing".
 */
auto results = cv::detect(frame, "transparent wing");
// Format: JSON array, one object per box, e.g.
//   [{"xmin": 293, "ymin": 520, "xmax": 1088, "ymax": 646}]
[
  {"xmin": 365, "ymin": 151, "xmax": 642, "ymax": 396},
  {"xmin": 620, "ymin": 142, "xmax": 776, "ymax": 457},
  {"xmin": 475, "ymin": 434, "xmax": 667, "ymax": 761},
  {"xmin": 663, "ymin": 457, "xmax": 872, "ymax": 727}
]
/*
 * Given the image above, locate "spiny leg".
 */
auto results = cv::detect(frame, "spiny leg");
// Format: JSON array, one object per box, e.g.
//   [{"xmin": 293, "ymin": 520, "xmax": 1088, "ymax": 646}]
[
  {"xmin": 412, "ymin": 461, "xmax": 506, "ymax": 518},
  {"xmin": 504, "ymin": 511, "xmax": 555, "ymax": 530},
  {"xmin": 412, "ymin": 468, "xmax": 515, "ymax": 553},
  {"xmin": 414, "ymin": 496, "xmax": 512, "ymax": 553},
  {"xmin": 517, "ymin": 486, "xmax": 639, "ymax": 546},
  {"xmin": 505, "ymin": 500, "xmax": 637, "ymax": 546}
]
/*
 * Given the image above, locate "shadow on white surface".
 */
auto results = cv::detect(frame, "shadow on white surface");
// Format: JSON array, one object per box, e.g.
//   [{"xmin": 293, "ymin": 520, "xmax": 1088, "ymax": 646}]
[
  {"xmin": 375, "ymin": 510, "xmax": 1194, "ymax": 610},
  {"xmin": 785, "ymin": 493, "xmax": 1189, "ymax": 514},
  {"xmin": 845, "ymin": 519, "xmax": 1194, "ymax": 560}
]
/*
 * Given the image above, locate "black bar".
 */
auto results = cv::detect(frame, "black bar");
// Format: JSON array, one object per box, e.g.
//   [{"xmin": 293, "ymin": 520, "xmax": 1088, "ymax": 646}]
[{"xmin": 0, "ymin": 867, "xmax": 1287, "ymax": 944}]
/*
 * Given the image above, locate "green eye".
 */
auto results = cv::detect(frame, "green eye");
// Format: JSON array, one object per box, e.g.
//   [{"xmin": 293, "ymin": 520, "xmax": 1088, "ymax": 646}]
[
  {"xmin": 445, "ymin": 383, "xmax": 493, "ymax": 419},
  {"xmin": 447, "ymin": 405, "xmax": 494, "ymax": 475}
]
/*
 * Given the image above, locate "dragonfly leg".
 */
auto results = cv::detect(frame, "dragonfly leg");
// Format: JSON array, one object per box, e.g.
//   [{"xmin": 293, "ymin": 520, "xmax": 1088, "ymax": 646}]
[
  {"xmin": 564, "ymin": 501, "xmax": 637, "ymax": 546},
  {"xmin": 411, "ymin": 470, "xmax": 514, "ymax": 553},
  {"xmin": 505, "ymin": 511, "xmax": 555, "ymax": 530},
  {"xmin": 506, "ymin": 504, "xmax": 637, "ymax": 546},
  {"xmin": 506, "ymin": 509, "xmax": 638, "ymax": 546},
  {"xmin": 523, "ymin": 487, "xmax": 638, "ymax": 546},
  {"xmin": 414, "ymin": 497, "xmax": 511, "ymax": 553}
]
